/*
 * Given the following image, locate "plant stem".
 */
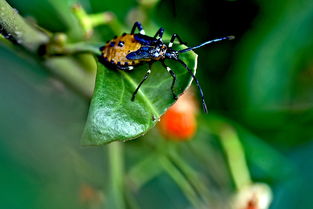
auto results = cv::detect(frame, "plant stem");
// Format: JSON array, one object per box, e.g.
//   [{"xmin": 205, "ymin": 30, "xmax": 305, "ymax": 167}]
[
  {"xmin": 127, "ymin": 154, "xmax": 162, "ymax": 190},
  {"xmin": 89, "ymin": 12, "xmax": 114, "ymax": 28},
  {"xmin": 159, "ymin": 155, "xmax": 204, "ymax": 209},
  {"xmin": 47, "ymin": 41, "xmax": 102, "ymax": 56},
  {"xmin": 167, "ymin": 148, "xmax": 213, "ymax": 205},
  {"xmin": 0, "ymin": 0, "xmax": 49, "ymax": 52},
  {"xmin": 205, "ymin": 116, "xmax": 252, "ymax": 190},
  {"xmin": 72, "ymin": 4, "xmax": 123, "ymax": 38},
  {"xmin": 107, "ymin": 142, "xmax": 125, "ymax": 209},
  {"xmin": 65, "ymin": 42, "xmax": 101, "ymax": 55},
  {"xmin": 218, "ymin": 124, "xmax": 252, "ymax": 190}
]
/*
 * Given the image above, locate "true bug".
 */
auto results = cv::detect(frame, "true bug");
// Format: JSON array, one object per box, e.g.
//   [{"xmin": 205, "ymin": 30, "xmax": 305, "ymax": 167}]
[{"xmin": 99, "ymin": 22, "xmax": 234, "ymax": 112}]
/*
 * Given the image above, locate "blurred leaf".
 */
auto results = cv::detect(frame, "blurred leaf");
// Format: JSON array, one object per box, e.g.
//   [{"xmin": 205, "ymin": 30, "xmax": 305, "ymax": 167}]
[
  {"xmin": 231, "ymin": 0, "xmax": 313, "ymax": 129},
  {"xmin": 270, "ymin": 140, "xmax": 313, "ymax": 209},
  {"xmin": 82, "ymin": 47, "xmax": 197, "ymax": 145},
  {"xmin": 0, "ymin": 44, "xmax": 104, "ymax": 209},
  {"xmin": 89, "ymin": 0, "xmax": 135, "ymax": 20},
  {"xmin": 235, "ymin": 124, "xmax": 295, "ymax": 182}
]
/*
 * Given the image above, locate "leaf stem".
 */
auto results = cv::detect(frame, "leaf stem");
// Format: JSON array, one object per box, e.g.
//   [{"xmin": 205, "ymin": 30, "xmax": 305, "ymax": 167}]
[
  {"xmin": 0, "ymin": 0, "xmax": 49, "ymax": 52},
  {"xmin": 107, "ymin": 142, "xmax": 125, "ymax": 209}
]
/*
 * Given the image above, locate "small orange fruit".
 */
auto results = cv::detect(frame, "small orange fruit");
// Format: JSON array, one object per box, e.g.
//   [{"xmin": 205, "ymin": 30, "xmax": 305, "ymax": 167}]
[{"xmin": 158, "ymin": 89, "xmax": 198, "ymax": 141}]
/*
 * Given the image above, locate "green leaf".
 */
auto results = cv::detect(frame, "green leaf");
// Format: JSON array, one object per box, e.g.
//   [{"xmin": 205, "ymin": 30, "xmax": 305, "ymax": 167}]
[{"xmin": 82, "ymin": 47, "xmax": 197, "ymax": 145}]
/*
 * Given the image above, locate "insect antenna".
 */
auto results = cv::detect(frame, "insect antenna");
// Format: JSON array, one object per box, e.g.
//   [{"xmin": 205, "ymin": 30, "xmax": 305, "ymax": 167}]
[
  {"xmin": 176, "ymin": 58, "xmax": 208, "ymax": 113},
  {"xmin": 178, "ymin": 36, "xmax": 235, "ymax": 54}
]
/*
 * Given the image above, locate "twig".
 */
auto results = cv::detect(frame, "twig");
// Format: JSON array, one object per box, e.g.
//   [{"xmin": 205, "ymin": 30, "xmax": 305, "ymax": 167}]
[{"xmin": 0, "ymin": 0, "xmax": 49, "ymax": 52}]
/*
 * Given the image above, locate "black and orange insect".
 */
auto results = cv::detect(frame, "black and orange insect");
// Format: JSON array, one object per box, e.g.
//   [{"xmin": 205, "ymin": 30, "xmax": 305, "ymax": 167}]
[{"xmin": 99, "ymin": 22, "xmax": 234, "ymax": 112}]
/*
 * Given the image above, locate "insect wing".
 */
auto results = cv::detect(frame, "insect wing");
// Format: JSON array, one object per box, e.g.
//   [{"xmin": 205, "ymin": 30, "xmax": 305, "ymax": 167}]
[
  {"xmin": 134, "ymin": 34, "xmax": 156, "ymax": 45},
  {"xmin": 126, "ymin": 47, "xmax": 151, "ymax": 60}
]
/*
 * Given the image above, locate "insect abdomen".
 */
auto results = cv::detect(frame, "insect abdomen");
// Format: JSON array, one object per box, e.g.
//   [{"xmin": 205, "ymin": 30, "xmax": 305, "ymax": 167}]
[{"xmin": 100, "ymin": 34, "xmax": 143, "ymax": 66}]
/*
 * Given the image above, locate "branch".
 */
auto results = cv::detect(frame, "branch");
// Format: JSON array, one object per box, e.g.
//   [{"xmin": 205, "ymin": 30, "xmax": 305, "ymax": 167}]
[{"xmin": 0, "ymin": 0, "xmax": 49, "ymax": 52}]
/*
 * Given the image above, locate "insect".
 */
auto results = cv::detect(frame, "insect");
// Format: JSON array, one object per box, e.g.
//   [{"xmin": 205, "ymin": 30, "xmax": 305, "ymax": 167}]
[{"xmin": 99, "ymin": 22, "xmax": 234, "ymax": 112}]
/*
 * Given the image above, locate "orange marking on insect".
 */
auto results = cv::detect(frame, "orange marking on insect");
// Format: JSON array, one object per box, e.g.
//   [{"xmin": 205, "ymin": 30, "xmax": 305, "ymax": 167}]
[{"xmin": 101, "ymin": 34, "xmax": 142, "ymax": 65}]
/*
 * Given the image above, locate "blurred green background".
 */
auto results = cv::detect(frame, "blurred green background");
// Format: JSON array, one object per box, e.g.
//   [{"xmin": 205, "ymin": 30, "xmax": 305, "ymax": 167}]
[{"xmin": 1, "ymin": 0, "xmax": 313, "ymax": 208}]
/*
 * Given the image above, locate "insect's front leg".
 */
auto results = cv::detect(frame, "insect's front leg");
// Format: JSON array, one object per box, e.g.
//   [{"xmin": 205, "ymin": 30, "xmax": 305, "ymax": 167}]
[
  {"xmin": 131, "ymin": 22, "xmax": 145, "ymax": 35},
  {"xmin": 154, "ymin": 28, "xmax": 164, "ymax": 40},
  {"xmin": 168, "ymin": 34, "xmax": 187, "ymax": 47},
  {"xmin": 131, "ymin": 63, "xmax": 153, "ymax": 101}
]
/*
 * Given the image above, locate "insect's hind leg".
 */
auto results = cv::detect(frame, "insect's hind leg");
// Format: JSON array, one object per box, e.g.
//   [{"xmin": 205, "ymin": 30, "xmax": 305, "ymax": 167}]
[
  {"xmin": 131, "ymin": 22, "xmax": 145, "ymax": 35},
  {"xmin": 168, "ymin": 33, "xmax": 187, "ymax": 47},
  {"xmin": 161, "ymin": 61, "xmax": 178, "ymax": 100},
  {"xmin": 154, "ymin": 28, "xmax": 164, "ymax": 40},
  {"xmin": 131, "ymin": 63, "xmax": 152, "ymax": 101}
]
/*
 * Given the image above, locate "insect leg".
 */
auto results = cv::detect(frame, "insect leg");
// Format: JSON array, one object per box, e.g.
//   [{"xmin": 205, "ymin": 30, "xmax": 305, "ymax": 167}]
[
  {"xmin": 168, "ymin": 33, "xmax": 187, "ymax": 47},
  {"xmin": 154, "ymin": 28, "xmax": 164, "ymax": 40},
  {"xmin": 176, "ymin": 58, "xmax": 208, "ymax": 113},
  {"xmin": 116, "ymin": 65, "xmax": 134, "ymax": 71},
  {"xmin": 131, "ymin": 63, "xmax": 152, "ymax": 101},
  {"xmin": 131, "ymin": 21, "xmax": 145, "ymax": 35},
  {"xmin": 161, "ymin": 61, "xmax": 177, "ymax": 100}
]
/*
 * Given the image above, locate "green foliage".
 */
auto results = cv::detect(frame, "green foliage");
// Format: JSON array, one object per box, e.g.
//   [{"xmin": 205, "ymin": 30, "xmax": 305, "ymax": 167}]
[
  {"xmin": 231, "ymin": 0, "xmax": 313, "ymax": 132},
  {"xmin": 1, "ymin": 0, "xmax": 313, "ymax": 209}
]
